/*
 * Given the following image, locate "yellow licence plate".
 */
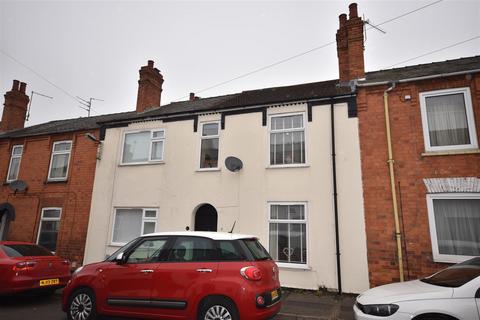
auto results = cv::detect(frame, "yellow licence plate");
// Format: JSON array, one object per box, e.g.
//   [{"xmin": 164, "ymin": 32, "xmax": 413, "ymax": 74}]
[
  {"xmin": 39, "ymin": 278, "xmax": 59, "ymax": 286},
  {"xmin": 271, "ymin": 290, "xmax": 279, "ymax": 300}
]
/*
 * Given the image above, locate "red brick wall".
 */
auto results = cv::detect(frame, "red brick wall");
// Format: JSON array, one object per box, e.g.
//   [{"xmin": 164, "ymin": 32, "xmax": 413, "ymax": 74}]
[
  {"xmin": 0, "ymin": 130, "xmax": 100, "ymax": 266},
  {"xmin": 357, "ymin": 74, "xmax": 480, "ymax": 287}
]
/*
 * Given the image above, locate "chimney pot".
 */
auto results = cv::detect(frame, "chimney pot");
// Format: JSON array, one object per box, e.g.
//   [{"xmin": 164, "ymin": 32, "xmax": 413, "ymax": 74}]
[
  {"xmin": 339, "ymin": 13, "xmax": 347, "ymax": 27},
  {"xmin": 19, "ymin": 82, "xmax": 27, "ymax": 93},
  {"xmin": 12, "ymin": 80, "xmax": 20, "ymax": 91},
  {"xmin": 148, "ymin": 60, "xmax": 154, "ymax": 68},
  {"xmin": 349, "ymin": 3, "xmax": 358, "ymax": 18},
  {"xmin": 189, "ymin": 92, "xmax": 195, "ymax": 101}
]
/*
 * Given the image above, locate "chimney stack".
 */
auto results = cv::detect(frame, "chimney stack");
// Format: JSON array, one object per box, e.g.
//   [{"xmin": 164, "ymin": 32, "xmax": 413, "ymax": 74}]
[
  {"xmin": 336, "ymin": 3, "xmax": 365, "ymax": 82},
  {"xmin": 0, "ymin": 80, "xmax": 30, "ymax": 132},
  {"xmin": 136, "ymin": 60, "xmax": 164, "ymax": 113},
  {"xmin": 189, "ymin": 92, "xmax": 195, "ymax": 101}
]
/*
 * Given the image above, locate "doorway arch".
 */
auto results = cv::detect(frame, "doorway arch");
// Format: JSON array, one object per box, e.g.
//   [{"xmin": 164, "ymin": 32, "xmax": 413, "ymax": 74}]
[{"xmin": 194, "ymin": 204, "xmax": 218, "ymax": 231}]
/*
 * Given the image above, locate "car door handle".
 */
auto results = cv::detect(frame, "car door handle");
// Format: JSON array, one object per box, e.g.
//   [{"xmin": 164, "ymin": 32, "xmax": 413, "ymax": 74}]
[
  {"xmin": 196, "ymin": 268, "xmax": 213, "ymax": 273},
  {"xmin": 140, "ymin": 269, "xmax": 154, "ymax": 273}
]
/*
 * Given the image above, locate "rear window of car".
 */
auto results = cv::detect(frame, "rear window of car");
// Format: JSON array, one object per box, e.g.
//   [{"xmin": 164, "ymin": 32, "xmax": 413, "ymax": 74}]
[
  {"xmin": 239, "ymin": 238, "xmax": 271, "ymax": 261},
  {"xmin": 216, "ymin": 240, "xmax": 248, "ymax": 261},
  {"xmin": 0, "ymin": 244, "xmax": 53, "ymax": 257},
  {"xmin": 421, "ymin": 257, "xmax": 480, "ymax": 287}
]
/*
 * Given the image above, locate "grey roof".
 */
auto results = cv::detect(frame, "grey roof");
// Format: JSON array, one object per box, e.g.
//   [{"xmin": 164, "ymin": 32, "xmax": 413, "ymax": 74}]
[
  {"xmin": 363, "ymin": 55, "xmax": 480, "ymax": 83},
  {"xmin": 1, "ymin": 55, "xmax": 479, "ymax": 139},
  {"xmin": 0, "ymin": 111, "xmax": 136, "ymax": 139}
]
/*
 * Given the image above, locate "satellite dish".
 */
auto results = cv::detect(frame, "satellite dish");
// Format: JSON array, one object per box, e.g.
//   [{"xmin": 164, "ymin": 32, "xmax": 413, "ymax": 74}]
[
  {"xmin": 225, "ymin": 157, "xmax": 243, "ymax": 172},
  {"xmin": 8, "ymin": 180, "xmax": 27, "ymax": 193}
]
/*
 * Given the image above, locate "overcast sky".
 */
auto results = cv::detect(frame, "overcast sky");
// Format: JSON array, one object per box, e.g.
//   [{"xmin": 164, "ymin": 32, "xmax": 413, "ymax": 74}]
[{"xmin": 1, "ymin": 0, "xmax": 479, "ymax": 126}]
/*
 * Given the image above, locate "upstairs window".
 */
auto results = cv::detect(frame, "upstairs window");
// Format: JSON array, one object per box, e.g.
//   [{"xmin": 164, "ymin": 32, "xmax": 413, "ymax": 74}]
[
  {"xmin": 122, "ymin": 129, "xmax": 165, "ymax": 164},
  {"xmin": 6, "ymin": 145, "xmax": 23, "ymax": 182},
  {"xmin": 269, "ymin": 113, "xmax": 306, "ymax": 166},
  {"xmin": 420, "ymin": 88, "xmax": 478, "ymax": 152},
  {"xmin": 199, "ymin": 122, "xmax": 219, "ymax": 169},
  {"xmin": 48, "ymin": 141, "xmax": 72, "ymax": 181}
]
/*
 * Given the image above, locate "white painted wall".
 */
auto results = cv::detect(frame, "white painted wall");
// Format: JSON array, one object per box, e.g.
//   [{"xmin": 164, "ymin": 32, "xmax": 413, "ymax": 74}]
[{"xmin": 83, "ymin": 102, "xmax": 369, "ymax": 293}]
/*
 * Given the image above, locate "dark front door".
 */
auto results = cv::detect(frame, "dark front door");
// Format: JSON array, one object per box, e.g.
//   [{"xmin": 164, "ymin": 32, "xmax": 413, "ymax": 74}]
[{"xmin": 194, "ymin": 204, "xmax": 217, "ymax": 231}]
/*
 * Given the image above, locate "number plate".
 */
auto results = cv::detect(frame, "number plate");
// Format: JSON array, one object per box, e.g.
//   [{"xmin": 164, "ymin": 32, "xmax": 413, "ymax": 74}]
[
  {"xmin": 39, "ymin": 278, "xmax": 59, "ymax": 286},
  {"xmin": 271, "ymin": 289, "xmax": 279, "ymax": 300}
]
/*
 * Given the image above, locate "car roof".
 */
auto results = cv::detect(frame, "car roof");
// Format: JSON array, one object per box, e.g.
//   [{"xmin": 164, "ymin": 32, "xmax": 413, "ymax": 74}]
[{"xmin": 140, "ymin": 231, "xmax": 257, "ymax": 241}]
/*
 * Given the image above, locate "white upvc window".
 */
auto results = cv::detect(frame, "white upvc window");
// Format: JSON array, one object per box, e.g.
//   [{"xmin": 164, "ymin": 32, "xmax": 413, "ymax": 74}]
[
  {"xmin": 6, "ymin": 145, "xmax": 23, "ymax": 182},
  {"xmin": 48, "ymin": 141, "xmax": 72, "ymax": 181},
  {"xmin": 199, "ymin": 122, "xmax": 219, "ymax": 169},
  {"xmin": 269, "ymin": 113, "xmax": 306, "ymax": 166},
  {"xmin": 112, "ymin": 208, "xmax": 158, "ymax": 245},
  {"xmin": 420, "ymin": 87, "xmax": 478, "ymax": 152},
  {"xmin": 121, "ymin": 129, "xmax": 165, "ymax": 164},
  {"xmin": 37, "ymin": 208, "xmax": 62, "ymax": 252},
  {"xmin": 427, "ymin": 193, "xmax": 480, "ymax": 263},
  {"xmin": 268, "ymin": 202, "xmax": 308, "ymax": 268}
]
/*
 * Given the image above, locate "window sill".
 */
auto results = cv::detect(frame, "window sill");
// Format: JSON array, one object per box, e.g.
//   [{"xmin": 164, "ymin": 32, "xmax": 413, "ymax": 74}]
[
  {"xmin": 45, "ymin": 179, "xmax": 68, "ymax": 184},
  {"xmin": 196, "ymin": 168, "xmax": 221, "ymax": 172},
  {"xmin": 119, "ymin": 161, "xmax": 165, "ymax": 167},
  {"xmin": 421, "ymin": 148, "xmax": 480, "ymax": 157},
  {"xmin": 276, "ymin": 262, "xmax": 311, "ymax": 270},
  {"xmin": 266, "ymin": 164, "xmax": 310, "ymax": 169}
]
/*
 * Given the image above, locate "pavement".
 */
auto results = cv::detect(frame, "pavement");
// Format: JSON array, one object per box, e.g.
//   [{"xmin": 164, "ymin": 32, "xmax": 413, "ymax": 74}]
[
  {"xmin": 0, "ymin": 288, "xmax": 356, "ymax": 320},
  {"xmin": 276, "ymin": 289, "xmax": 356, "ymax": 320}
]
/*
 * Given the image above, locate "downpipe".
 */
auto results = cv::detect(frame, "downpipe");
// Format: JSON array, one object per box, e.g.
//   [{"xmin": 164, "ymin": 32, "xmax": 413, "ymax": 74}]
[{"xmin": 383, "ymin": 83, "xmax": 405, "ymax": 282}]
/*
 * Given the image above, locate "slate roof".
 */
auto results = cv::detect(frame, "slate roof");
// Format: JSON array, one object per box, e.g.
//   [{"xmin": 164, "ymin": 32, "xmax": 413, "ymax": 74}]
[
  {"xmin": 0, "ymin": 111, "xmax": 136, "ymax": 139},
  {"xmin": 363, "ymin": 55, "xmax": 480, "ymax": 83},
  {"xmin": 1, "ymin": 55, "xmax": 479, "ymax": 139}
]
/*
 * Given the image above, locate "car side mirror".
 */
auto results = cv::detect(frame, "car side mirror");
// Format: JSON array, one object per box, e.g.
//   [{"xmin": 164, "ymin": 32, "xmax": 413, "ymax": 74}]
[{"xmin": 115, "ymin": 252, "xmax": 126, "ymax": 264}]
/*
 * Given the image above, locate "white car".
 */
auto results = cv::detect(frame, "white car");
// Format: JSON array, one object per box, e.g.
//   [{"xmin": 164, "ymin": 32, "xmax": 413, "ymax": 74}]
[{"xmin": 354, "ymin": 257, "xmax": 480, "ymax": 320}]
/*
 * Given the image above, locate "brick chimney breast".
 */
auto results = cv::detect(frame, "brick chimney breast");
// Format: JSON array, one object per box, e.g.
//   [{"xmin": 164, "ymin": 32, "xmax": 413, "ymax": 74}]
[
  {"xmin": 0, "ymin": 80, "xmax": 30, "ymax": 132},
  {"xmin": 136, "ymin": 60, "xmax": 164, "ymax": 113},
  {"xmin": 336, "ymin": 3, "xmax": 365, "ymax": 82}
]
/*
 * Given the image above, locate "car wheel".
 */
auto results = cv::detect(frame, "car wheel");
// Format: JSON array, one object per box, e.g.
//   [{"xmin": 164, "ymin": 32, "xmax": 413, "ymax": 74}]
[
  {"xmin": 67, "ymin": 288, "xmax": 98, "ymax": 320},
  {"xmin": 199, "ymin": 297, "xmax": 239, "ymax": 320}
]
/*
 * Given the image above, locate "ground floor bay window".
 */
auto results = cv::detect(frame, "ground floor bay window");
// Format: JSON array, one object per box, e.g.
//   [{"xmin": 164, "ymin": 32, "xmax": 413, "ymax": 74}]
[
  {"xmin": 268, "ymin": 203, "xmax": 307, "ymax": 267},
  {"xmin": 427, "ymin": 193, "xmax": 480, "ymax": 263},
  {"xmin": 112, "ymin": 208, "xmax": 158, "ymax": 245}
]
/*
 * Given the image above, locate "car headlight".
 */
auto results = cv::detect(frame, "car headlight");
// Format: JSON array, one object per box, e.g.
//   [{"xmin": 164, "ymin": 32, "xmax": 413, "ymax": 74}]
[{"xmin": 356, "ymin": 302, "xmax": 399, "ymax": 317}]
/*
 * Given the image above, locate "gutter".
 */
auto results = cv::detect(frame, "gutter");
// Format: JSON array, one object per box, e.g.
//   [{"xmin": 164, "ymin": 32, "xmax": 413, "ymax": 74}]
[
  {"xmin": 357, "ymin": 69, "xmax": 480, "ymax": 87},
  {"xmin": 383, "ymin": 82, "xmax": 405, "ymax": 282}
]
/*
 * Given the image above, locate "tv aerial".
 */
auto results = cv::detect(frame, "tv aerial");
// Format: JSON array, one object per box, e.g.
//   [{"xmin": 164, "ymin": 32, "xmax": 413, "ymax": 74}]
[
  {"xmin": 77, "ymin": 96, "xmax": 104, "ymax": 117},
  {"xmin": 26, "ymin": 91, "xmax": 53, "ymax": 121},
  {"xmin": 363, "ymin": 16, "xmax": 386, "ymax": 43}
]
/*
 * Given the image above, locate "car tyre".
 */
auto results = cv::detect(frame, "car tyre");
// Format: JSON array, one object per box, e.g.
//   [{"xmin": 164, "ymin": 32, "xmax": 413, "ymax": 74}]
[
  {"xmin": 198, "ymin": 296, "xmax": 239, "ymax": 320},
  {"xmin": 67, "ymin": 288, "xmax": 98, "ymax": 320}
]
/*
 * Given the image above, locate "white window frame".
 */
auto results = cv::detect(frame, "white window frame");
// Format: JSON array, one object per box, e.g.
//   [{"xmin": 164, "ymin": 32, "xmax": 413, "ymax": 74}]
[
  {"xmin": 198, "ymin": 121, "xmax": 220, "ymax": 171},
  {"xmin": 426, "ymin": 193, "xmax": 480, "ymax": 263},
  {"xmin": 111, "ymin": 208, "xmax": 158, "ymax": 246},
  {"xmin": 47, "ymin": 141, "xmax": 72, "ymax": 181},
  {"xmin": 267, "ymin": 201, "xmax": 309, "ymax": 269},
  {"xmin": 6, "ymin": 145, "xmax": 23, "ymax": 182},
  {"xmin": 268, "ymin": 112, "xmax": 307, "ymax": 168},
  {"xmin": 120, "ymin": 129, "xmax": 165, "ymax": 165},
  {"xmin": 419, "ymin": 87, "xmax": 478, "ymax": 152},
  {"xmin": 36, "ymin": 207, "xmax": 62, "ymax": 251}
]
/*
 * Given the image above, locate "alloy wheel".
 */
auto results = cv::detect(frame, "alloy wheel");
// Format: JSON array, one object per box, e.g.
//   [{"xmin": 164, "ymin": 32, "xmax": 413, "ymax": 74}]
[
  {"xmin": 70, "ymin": 293, "xmax": 93, "ymax": 320},
  {"xmin": 204, "ymin": 305, "xmax": 233, "ymax": 320}
]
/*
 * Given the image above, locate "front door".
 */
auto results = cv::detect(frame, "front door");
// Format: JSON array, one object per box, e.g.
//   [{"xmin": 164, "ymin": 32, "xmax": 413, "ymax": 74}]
[
  {"xmin": 194, "ymin": 204, "xmax": 218, "ymax": 231},
  {"xmin": 150, "ymin": 236, "xmax": 218, "ymax": 318},
  {"xmin": 101, "ymin": 237, "xmax": 170, "ymax": 315}
]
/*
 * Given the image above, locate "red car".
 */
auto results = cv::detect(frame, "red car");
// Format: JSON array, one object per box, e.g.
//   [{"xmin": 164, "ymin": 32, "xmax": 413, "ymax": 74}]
[
  {"xmin": 0, "ymin": 241, "xmax": 71, "ymax": 295},
  {"xmin": 62, "ymin": 232, "xmax": 282, "ymax": 320}
]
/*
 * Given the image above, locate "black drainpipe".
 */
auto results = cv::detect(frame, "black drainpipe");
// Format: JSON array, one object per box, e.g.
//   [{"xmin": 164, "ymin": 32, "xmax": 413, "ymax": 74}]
[{"xmin": 330, "ymin": 101, "xmax": 342, "ymax": 295}]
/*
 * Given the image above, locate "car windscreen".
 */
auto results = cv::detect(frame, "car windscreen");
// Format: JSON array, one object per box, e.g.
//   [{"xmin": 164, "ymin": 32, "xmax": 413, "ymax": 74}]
[
  {"xmin": 0, "ymin": 244, "xmax": 53, "ymax": 257},
  {"xmin": 421, "ymin": 257, "xmax": 480, "ymax": 287},
  {"xmin": 239, "ymin": 238, "xmax": 272, "ymax": 261}
]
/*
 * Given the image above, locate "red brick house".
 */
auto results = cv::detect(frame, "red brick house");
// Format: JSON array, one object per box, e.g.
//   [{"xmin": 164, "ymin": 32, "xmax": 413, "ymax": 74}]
[
  {"xmin": 0, "ymin": 62, "xmax": 162, "ymax": 265},
  {"xmin": 336, "ymin": 4, "xmax": 480, "ymax": 286}
]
